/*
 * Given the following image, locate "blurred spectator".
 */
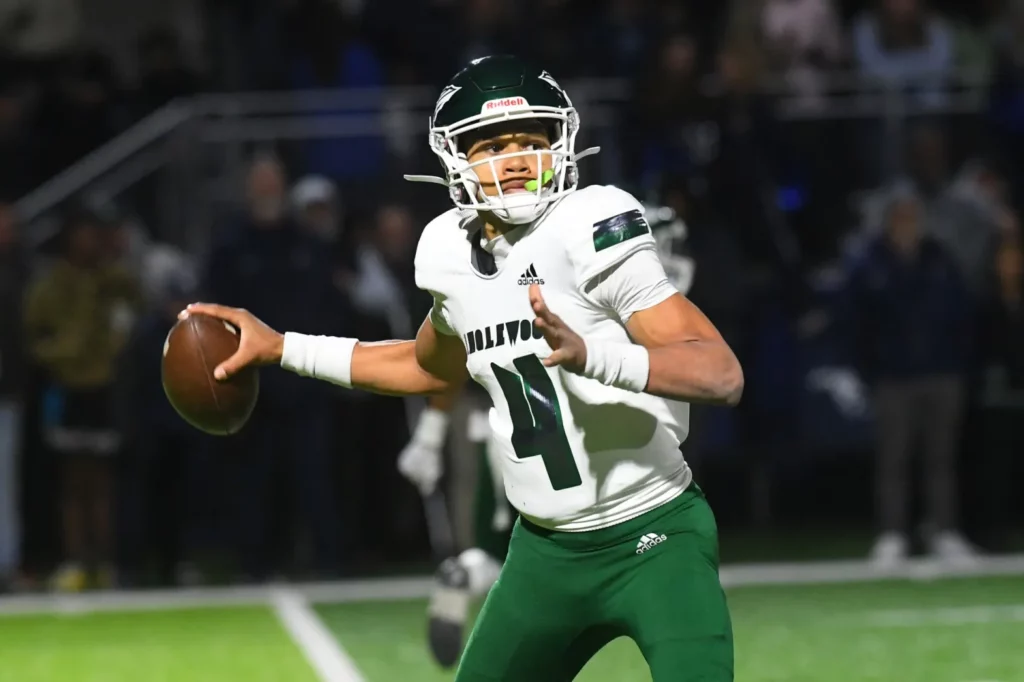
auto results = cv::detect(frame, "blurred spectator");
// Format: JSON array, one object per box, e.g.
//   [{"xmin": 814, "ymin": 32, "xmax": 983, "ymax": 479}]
[
  {"xmin": 989, "ymin": 0, "xmax": 1024, "ymax": 197},
  {"xmin": 977, "ymin": 230, "xmax": 1024, "ymax": 548},
  {"xmin": 36, "ymin": 48, "xmax": 122, "ymax": 180},
  {"xmin": 709, "ymin": 38, "xmax": 793, "ymax": 272},
  {"xmin": 116, "ymin": 268, "xmax": 206, "ymax": 586},
  {"xmin": 292, "ymin": 174, "xmax": 342, "ymax": 243},
  {"xmin": 286, "ymin": 0, "xmax": 386, "ymax": 188},
  {"xmin": 0, "ymin": 0, "xmax": 81, "ymax": 78},
  {"xmin": 899, "ymin": 126, "xmax": 1002, "ymax": 300},
  {"xmin": 661, "ymin": 178, "xmax": 748, "ymax": 361},
  {"xmin": 0, "ymin": 74, "xmax": 43, "ymax": 198},
  {"xmin": 291, "ymin": 174, "xmax": 360, "ymax": 294},
  {"xmin": 630, "ymin": 31, "xmax": 714, "ymax": 193},
  {"xmin": 852, "ymin": 0, "xmax": 954, "ymax": 109},
  {"xmin": 659, "ymin": 179, "xmax": 748, "ymax": 469},
  {"xmin": 24, "ymin": 207, "xmax": 141, "ymax": 591},
  {"xmin": 346, "ymin": 201, "xmax": 433, "ymax": 560},
  {"xmin": 98, "ymin": 200, "xmax": 199, "ymax": 310},
  {"xmin": 131, "ymin": 26, "xmax": 202, "ymax": 121},
  {"xmin": 0, "ymin": 202, "xmax": 26, "ymax": 592},
  {"xmin": 350, "ymin": 202, "xmax": 429, "ymax": 339},
  {"xmin": 96, "ymin": 198, "xmax": 204, "ymax": 585},
  {"xmin": 760, "ymin": 0, "xmax": 845, "ymax": 108},
  {"xmin": 586, "ymin": 0, "xmax": 656, "ymax": 79},
  {"xmin": 524, "ymin": 0, "xmax": 588, "ymax": 78},
  {"xmin": 360, "ymin": 0, "xmax": 449, "ymax": 84},
  {"xmin": 845, "ymin": 190, "xmax": 975, "ymax": 567},
  {"xmin": 450, "ymin": 0, "xmax": 516, "ymax": 68},
  {"xmin": 203, "ymin": 154, "xmax": 347, "ymax": 580}
]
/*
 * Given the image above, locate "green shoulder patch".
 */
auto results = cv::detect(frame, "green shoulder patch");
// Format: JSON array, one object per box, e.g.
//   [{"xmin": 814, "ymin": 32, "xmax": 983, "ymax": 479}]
[{"xmin": 592, "ymin": 209, "xmax": 650, "ymax": 252}]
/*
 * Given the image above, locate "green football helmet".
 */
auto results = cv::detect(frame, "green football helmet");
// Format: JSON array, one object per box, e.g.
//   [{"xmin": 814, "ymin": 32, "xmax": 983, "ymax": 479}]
[{"xmin": 405, "ymin": 55, "xmax": 599, "ymax": 224}]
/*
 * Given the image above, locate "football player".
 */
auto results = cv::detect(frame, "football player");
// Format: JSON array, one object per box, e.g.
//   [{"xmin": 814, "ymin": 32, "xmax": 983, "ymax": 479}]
[
  {"xmin": 397, "ymin": 202, "xmax": 696, "ymax": 668},
  {"xmin": 186, "ymin": 55, "xmax": 742, "ymax": 682}
]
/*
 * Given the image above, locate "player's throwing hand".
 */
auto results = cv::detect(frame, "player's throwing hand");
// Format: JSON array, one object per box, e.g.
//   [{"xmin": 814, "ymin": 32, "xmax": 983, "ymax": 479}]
[
  {"xmin": 528, "ymin": 284, "xmax": 587, "ymax": 373},
  {"xmin": 179, "ymin": 303, "xmax": 285, "ymax": 380}
]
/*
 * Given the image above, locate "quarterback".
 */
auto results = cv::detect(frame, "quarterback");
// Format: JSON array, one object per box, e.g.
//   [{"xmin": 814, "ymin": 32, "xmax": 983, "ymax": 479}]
[
  {"xmin": 186, "ymin": 55, "xmax": 742, "ymax": 681},
  {"xmin": 398, "ymin": 201, "xmax": 698, "ymax": 668}
]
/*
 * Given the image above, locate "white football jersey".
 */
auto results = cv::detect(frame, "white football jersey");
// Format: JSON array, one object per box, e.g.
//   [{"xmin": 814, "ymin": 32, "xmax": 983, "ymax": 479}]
[{"xmin": 415, "ymin": 185, "xmax": 692, "ymax": 532}]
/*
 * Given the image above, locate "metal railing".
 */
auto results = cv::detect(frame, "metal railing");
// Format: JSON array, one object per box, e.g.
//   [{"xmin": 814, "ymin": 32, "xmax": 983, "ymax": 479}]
[{"xmin": 13, "ymin": 69, "xmax": 992, "ymax": 251}]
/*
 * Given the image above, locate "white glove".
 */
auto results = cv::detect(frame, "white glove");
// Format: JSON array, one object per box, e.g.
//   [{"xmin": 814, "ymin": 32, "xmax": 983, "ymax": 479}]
[{"xmin": 397, "ymin": 408, "xmax": 449, "ymax": 495}]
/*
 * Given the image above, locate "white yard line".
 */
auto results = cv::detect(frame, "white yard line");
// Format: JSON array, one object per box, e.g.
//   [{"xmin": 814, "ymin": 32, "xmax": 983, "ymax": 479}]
[
  {"xmin": 862, "ymin": 604, "xmax": 1024, "ymax": 628},
  {"xmin": 0, "ymin": 555, "xmax": 1021, "ymax": 617},
  {"xmin": 0, "ymin": 576, "xmax": 434, "ymax": 617},
  {"xmin": 719, "ymin": 554, "xmax": 1024, "ymax": 588},
  {"xmin": 271, "ymin": 588, "xmax": 365, "ymax": 682}
]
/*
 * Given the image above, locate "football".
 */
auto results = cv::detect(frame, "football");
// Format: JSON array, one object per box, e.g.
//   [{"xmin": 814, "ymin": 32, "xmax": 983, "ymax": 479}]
[{"xmin": 161, "ymin": 313, "xmax": 259, "ymax": 435}]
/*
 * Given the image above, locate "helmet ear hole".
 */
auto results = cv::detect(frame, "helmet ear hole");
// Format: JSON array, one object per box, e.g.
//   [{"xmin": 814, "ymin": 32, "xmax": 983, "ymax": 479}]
[
  {"xmin": 566, "ymin": 165, "xmax": 578, "ymax": 189},
  {"xmin": 450, "ymin": 185, "xmax": 470, "ymax": 204}
]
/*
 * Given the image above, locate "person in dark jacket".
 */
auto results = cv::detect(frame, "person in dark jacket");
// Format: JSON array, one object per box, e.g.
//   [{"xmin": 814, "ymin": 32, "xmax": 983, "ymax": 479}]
[
  {"xmin": 847, "ymin": 190, "xmax": 976, "ymax": 567},
  {"xmin": 976, "ymin": 231, "xmax": 1024, "ymax": 548},
  {"xmin": 0, "ymin": 202, "xmax": 27, "ymax": 591},
  {"xmin": 203, "ymin": 155, "xmax": 349, "ymax": 580},
  {"xmin": 115, "ymin": 268, "xmax": 211, "ymax": 586}
]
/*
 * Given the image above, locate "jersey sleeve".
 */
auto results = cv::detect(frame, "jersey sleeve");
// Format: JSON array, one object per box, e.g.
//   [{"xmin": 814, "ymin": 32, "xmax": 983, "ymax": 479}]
[
  {"xmin": 414, "ymin": 211, "xmax": 461, "ymax": 337},
  {"xmin": 589, "ymin": 248, "xmax": 678, "ymax": 323},
  {"xmin": 564, "ymin": 185, "xmax": 658, "ymax": 286},
  {"xmin": 427, "ymin": 296, "xmax": 458, "ymax": 336}
]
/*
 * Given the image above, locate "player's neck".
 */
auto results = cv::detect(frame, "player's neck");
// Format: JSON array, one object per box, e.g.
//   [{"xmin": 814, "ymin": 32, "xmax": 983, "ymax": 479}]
[{"xmin": 481, "ymin": 214, "xmax": 519, "ymax": 242}]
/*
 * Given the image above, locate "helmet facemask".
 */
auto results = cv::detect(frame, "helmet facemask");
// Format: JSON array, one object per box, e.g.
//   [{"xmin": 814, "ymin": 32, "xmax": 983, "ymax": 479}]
[
  {"xmin": 432, "ymin": 108, "xmax": 580, "ymax": 225},
  {"xmin": 404, "ymin": 58, "xmax": 600, "ymax": 222}
]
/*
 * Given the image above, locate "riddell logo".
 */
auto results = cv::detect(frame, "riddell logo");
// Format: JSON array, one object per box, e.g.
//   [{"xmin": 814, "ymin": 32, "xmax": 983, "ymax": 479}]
[{"xmin": 485, "ymin": 97, "xmax": 527, "ymax": 111}]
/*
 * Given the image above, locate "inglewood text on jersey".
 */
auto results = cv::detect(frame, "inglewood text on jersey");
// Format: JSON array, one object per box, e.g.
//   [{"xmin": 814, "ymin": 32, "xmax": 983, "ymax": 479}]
[{"xmin": 464, "ymin": 318, "xmax": 544, "ymax": 356}]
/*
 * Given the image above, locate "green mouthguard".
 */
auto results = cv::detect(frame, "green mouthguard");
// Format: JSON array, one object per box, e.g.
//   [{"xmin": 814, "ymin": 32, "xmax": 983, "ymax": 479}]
[{"xmin": 524, "ymin": 169, "xmax": 555, "ymax": 192}]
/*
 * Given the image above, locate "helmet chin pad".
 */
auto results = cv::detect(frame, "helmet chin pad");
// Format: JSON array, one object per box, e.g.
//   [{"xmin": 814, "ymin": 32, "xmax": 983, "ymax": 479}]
[{"xmin": 483, "ymin": 191, "xmax": 548, "ymax": 225}]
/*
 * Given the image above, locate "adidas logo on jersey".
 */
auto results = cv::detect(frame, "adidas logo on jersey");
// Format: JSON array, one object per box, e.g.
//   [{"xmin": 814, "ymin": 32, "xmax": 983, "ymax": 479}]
[
  {"xmin": 518, "ymin": 264, "xmax": 545, "ymax": 286},
  {"xmin": 635, "ymin": 532, "xmax": 668, "ymax": 554}
]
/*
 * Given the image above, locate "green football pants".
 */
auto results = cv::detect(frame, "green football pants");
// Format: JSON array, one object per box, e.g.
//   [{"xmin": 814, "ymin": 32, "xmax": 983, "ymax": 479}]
[{"xmin": 455, "ymin": 484, "xmax": 734, "ymax": 681}]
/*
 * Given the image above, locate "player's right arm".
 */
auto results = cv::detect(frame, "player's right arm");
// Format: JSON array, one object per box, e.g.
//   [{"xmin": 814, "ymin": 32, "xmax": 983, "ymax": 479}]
[{"xmin": 179, "ymin": 303, "xmax": 468, "ymax": 397}]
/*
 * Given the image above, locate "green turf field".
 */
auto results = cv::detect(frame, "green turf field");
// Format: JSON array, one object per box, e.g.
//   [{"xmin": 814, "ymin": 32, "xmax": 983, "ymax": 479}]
[
  {"xmin": 0, "ymin": 606, "xmax": 319, "ymax": 682},
  {"xmin": 1, "ymin": 575, "xmax": 1023, "ymax": 682},
  {"xmin": 320, "ymin": 576, "xmax": 1024, "ymax": 682}
]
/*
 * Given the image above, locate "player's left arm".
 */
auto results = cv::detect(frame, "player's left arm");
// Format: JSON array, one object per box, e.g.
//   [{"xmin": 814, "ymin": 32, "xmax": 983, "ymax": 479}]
[{"xmin": 531, "ymin": 250, "xmax": 743, "ymax": 406}]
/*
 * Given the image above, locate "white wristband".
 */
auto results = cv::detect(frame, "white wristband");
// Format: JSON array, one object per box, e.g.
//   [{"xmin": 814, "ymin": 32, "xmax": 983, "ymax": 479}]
[
  {"xmin": 582, "ymin": 340, "xmax": 650, "ymax": 393},
  {"xmin": 414, "ymin": 407, "xmax": 450, "ymax": 449},
  {"xmin": 280, "ymin": 332, "xmax": 358, "ymax": 388}
]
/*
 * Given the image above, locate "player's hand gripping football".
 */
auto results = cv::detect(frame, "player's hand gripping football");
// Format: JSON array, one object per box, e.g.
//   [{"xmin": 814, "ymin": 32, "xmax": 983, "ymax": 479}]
[
  {"xmin": 528, "ymin": 284, "xmax": 587, "ymax": 374},
  {"xmin": 179, "ymin": 303, "xmax": 285, "ymax": 380}
]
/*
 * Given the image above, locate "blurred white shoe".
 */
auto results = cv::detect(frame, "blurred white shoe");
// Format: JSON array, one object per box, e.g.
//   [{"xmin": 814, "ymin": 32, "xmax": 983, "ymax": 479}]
[
  {"xmin": 427, "ymin": 556, "xmax": 470, "ymax": 669},
  {"xmin": 928, "ymin": 531, "xmax": 980, "ymax": 567},
  {"xmin": 426, "ymin": 548, "xmax": 504, "ymax": 669},
  {"xmin": 459, "ymin": 548, "xmax": 502, "ymax": 597},
  {"xmin": 175, "ymin": 561, "xmax": 203, "ymax": 587},
  {"xmin": 869, "ymin": 532, "xmax": 909, "ymax": 570}
]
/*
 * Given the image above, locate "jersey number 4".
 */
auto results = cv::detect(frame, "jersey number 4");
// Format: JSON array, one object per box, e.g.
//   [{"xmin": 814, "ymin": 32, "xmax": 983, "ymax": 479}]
[{"xmin": 492, "ymin": 354, "xmax": 582, "ymax": 491}]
